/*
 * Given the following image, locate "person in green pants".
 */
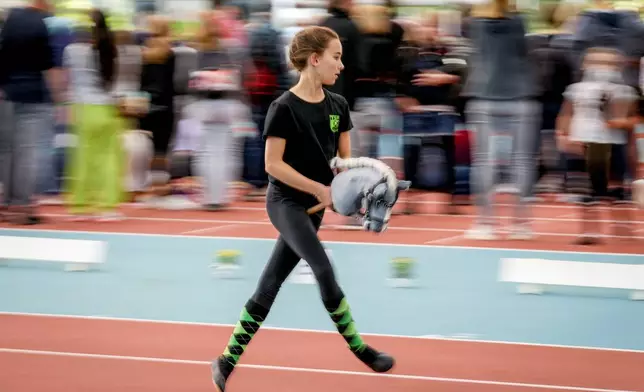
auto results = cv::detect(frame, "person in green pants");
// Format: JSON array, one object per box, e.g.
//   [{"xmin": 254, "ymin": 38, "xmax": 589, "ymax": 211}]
[{"xmin": 63, "ymin": 9, "xmax": 126, "ymax": 221}]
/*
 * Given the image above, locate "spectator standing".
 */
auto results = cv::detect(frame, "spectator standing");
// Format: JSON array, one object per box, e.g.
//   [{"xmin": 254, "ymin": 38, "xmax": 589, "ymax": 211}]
[
  {"xmin": 0, "ymin": 0, "xmax": 58, "ymax": 225},
  {"xmin": 320, "ymin": 0, "xmax": 362, "ymax": 156},
  {"xmin": 462, "ymin": 0, "xmax": 540, "ymax": 240}
]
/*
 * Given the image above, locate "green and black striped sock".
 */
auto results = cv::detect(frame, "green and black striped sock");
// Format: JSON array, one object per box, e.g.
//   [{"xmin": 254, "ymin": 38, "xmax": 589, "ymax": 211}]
[
  {"xmin": 327, "ymin": 297, "xmax": 366, "ymax": 353},
  {"xmin": 221, "ymin": 300, "xmax": 267, "ymax": 369}
]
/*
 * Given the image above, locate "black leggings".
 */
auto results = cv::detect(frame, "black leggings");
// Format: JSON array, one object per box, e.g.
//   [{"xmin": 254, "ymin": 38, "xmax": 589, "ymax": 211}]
[{"xmin": 251, "ymin": 185, "xmax": 344, "ymax": 310}]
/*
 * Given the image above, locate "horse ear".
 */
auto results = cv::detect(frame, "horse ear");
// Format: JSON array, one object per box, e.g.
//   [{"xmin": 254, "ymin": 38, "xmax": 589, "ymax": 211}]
[{"xmin": 397, "ymin": 180, "xmax": 411, "ymax": 191}]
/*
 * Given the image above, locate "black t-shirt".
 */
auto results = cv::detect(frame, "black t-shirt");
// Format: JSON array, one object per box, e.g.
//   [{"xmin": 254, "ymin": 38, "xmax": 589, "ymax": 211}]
[
  {"xmin": 262, "ymin": 89, "xmax": 352, "ymax": 202},
  {"xmin": 0, "ymin": 7, "xmax": 54, "ymax": 103}
]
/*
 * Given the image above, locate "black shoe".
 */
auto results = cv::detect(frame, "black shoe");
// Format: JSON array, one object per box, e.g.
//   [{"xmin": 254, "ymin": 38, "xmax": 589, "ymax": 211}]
[
  {"xmin": 211, "ymin": 356, "xmax": 234, "ymax": 392},
  {"xmin": 354, "ymin": 345, "xmax": 395, "ymax": 373}
]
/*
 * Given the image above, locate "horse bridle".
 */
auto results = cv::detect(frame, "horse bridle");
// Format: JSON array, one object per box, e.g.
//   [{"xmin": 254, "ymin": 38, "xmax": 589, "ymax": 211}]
[{"xmin": 359, "ymin": 177, "xmax": 399, "ymax": 226}]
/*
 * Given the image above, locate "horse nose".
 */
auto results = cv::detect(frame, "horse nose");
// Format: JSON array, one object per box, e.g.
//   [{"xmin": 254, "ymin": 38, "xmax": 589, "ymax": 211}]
[
  {"xmin": 365, "ymin": 220, "xmax": 386, "ymax": 233},
  {"xmin": 375, "ymin": 223, "xmax": 387, "ymax": 233}
]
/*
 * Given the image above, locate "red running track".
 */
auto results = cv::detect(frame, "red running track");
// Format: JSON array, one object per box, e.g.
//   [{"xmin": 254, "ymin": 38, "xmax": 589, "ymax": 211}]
[
  {"xmin": 0, "ymin": 314, "xmax": 642, "ymax": 392},
  {"xmin": 2, "ymin": 200, "xmax": 643, "ymax": 254}
]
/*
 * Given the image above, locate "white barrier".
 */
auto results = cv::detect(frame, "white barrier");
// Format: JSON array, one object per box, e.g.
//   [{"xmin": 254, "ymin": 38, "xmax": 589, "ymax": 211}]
[
  {"xmin": 0, "ymin": 236, "xmax": 107, "ymax": 272},
  {"xmin": 499, "ymin": 258, "xmax": 644, "ymax": 301}
]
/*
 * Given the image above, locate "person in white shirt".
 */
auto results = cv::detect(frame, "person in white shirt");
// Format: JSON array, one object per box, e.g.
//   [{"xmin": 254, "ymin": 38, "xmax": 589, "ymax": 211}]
[{"xmin": 556, "ymin": 47, "xmax": 638, "ymax": 244}]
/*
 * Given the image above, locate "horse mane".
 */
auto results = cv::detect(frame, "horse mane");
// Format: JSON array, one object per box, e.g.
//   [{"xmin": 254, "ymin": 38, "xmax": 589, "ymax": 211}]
[{"xmin": 330, "ymin": 157, "xmax": 398, "ymax": 194}]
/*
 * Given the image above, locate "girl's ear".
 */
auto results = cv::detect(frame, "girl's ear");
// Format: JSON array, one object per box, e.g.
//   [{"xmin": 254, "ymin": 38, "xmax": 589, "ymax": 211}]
[{"xmin": 310, "ymin": 52, "xmax": 320, "ymax": 67}]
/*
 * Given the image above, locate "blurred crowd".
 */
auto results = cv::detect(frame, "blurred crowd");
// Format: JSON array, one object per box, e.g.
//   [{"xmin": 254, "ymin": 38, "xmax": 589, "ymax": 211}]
[{"xmin": 0, "ymin": 0, "xmax": 643, "ymax": 245}]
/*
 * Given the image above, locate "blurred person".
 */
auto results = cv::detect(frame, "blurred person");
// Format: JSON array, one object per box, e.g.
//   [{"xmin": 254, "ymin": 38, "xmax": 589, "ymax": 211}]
[
  {"xmin": 138, "ymin": 15, "xmax": 176, "ymax": 199},
  {"xmin": 168, "ymin": 116, "xmax": 202, "ymax": 183},
  {"xmin": 210, "ymin": 26, "xmax": 393, "ymax": 392},
  {"xmin": 351, "ymin": 4, "xmax": 403, "ymax": 159},
  {"xmin": 63, "ymin": 9, "xmax": 126, "ymax": 221},
  {"xmin": 112, "ymin": 29, "xmax": 149, "ymax": 203},
  {"xmin": 526, "ymin": 2, "xmax": 577, "ymax": 196},
  {"xmin": 41, "ymin": 12, "xmax": 74, "ymax": 199},
  {"xmin": 556, "ymin": 47, "xmax": 638, "ymax": 244},
  {"xmin": 163, "ymin": 28, "xmax": 200, "ymax": 207},
  {"xmin": 396, "ymin": 16, "xmax": 464, "ymax": 215},
  {"xmin": 162, "ymin": 116, "xmax": 204, "ymax": 208},
  {"xmin": 209, "ymin": 0, "xmax": 249, "ymax": 47},
  {"xmin": 320, "ymin": 0, "xmax": 362, "ymax": 156},
  {"xmin": 242, "ymin": 7, "xmax": 291, "ymax": 200},
  {"xmin": 573, "ymin": 0, "xmax": 644, "ymax": 87},
  {"xmin": 572, "ymin": 0, "xmax": 644, "ymax": 189},
  {"xmin": 187, "ymin": 10, "xmax": 256, "ymax": 211},
  {"xmin": 0, "ymin": 0, "xmax": 58, "ymax": 225},
  {"xmin": 461, "ymin": 0, "xmax": 540, "ymax": 240}
]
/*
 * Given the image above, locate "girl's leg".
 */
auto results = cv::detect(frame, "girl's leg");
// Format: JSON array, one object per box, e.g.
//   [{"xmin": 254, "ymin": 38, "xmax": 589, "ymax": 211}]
[{"xmin": 212, "ymin": 193, "xmax": 393, "ymax": 391}]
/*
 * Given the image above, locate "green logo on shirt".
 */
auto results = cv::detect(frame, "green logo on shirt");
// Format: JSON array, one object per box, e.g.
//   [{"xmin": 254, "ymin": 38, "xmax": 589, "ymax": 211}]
[{"xmin": 329, "ymin": 115, "xmax": 340, "ymax": 133}]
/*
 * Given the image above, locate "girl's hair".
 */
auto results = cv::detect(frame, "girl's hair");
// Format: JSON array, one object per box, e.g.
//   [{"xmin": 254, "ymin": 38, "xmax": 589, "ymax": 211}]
[
  {"xmin": 288, "ymin": 26, "xmax": 339, "ymax": 72},
  {"xmin": 90, "ymin": 9, "xmax": 117, "ymax": 90}
]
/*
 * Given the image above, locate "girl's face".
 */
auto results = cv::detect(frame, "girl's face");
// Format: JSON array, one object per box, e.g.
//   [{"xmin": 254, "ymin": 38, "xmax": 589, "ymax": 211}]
[
  {"xmin": 311, "ymin": 38, "xmax": 345, "ymax": 86},
  {"xmin": 583, "ymin": 50, "xmax": 622, "ymax": 82}
]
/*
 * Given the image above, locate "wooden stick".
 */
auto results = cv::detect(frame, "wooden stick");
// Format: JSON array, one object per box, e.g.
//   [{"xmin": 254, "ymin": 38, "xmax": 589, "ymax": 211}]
[{"xmin": 307, "ymin": 203, "xmax": 326, "ymax": 215}]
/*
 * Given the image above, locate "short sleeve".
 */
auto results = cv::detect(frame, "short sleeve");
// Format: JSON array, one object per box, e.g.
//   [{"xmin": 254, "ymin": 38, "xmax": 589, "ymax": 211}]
[
  {"xmin": 339, "ymin": 96, "xmax": 353, "ymax": 133},
  {"xmin": 262, "ymin": 101, "xmax": 296, "ymax": 141},
  {"xmin": 62, "ymin": 44, "xmax": 74, "ymax": 69},
  {"xmin": 562, "ymin": 83, "xmax": 579, "ymax": 101},
  {"xmin": 611, "ymin": 85, "xmax": 637, "ymax": 103}
]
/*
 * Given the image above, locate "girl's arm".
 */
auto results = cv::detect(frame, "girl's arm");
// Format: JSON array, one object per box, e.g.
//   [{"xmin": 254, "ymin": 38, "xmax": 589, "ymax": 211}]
[
  {"xmin": 556, "ymin": 99, "xmax": 583, "ymax": 155},
  {"xmin": 264, "ymin": 137, "xmax": 328, "ymax": 201},
  {"xmin": 337, "ymin": 128, "xmax": 351, "ymax": 159}
]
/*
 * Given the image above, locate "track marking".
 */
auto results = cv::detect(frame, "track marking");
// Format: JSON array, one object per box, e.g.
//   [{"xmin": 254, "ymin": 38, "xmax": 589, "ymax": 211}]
[
  {"xmin": 181, "ymin": 219, "xmax": 271, "ymax": 235},
  {"xmin": 39, "ymin": 209, "xmax": 644, "ymax": 224},
  {"xmin": 1, "ymin": 227, "xmax": 642, "ymax": 257},
  {"xmin": 31, "ymin": 213, "xmax": 644, "ymax": 240},
  {"xmin": 424, "ymin": 233, "xmax": 465, "ymax": 245},
  {"xmin": 1, "ymin": 312, "xmax": 643, "ymax": 354},
  {"xmin": 181, "ymin": 225, "xmax": 246, "ymax": 235},
  {"xmin": 399, "ymin": 199, "xmax": 640, "ymax": 211},
  {"xmin": 0, "ymin": 348, "xmax": 636, "ymax": 392}
]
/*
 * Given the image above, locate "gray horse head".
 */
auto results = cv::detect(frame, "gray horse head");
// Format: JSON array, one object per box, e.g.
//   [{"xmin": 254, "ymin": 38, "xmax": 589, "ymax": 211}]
[
  {"xmin": 330, "ymin": 161, "xmax": 410, "ymax": 233},
  {"xmin": 362, "ymin": 178, "xmax": 411, "ymax": 232}
]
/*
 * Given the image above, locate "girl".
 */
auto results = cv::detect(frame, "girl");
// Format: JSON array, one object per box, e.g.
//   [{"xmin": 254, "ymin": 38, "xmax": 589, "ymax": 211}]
[
  {"xmin": 64, "ymin": 9, "xmax": 125, "ymax": 221},
  {"xmin": 556, "ymin": 47, "xmax": 638, "ymax": 244},
  {"xmin": 210, "ymin": 26, "xmax": 394, "ymax": 392}
]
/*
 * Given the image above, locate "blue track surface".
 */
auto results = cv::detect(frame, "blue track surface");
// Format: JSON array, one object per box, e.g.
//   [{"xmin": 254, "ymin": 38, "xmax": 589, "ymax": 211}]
[{"xmin": 1, "ymin": 229, "xmax": 643, "ymax": 352}]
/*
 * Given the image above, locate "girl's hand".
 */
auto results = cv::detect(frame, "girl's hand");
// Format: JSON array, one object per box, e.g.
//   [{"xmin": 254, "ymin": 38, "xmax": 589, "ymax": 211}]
[{"xmin": 314, "ymin": 185, "xmax": 333, "ymax": 208}]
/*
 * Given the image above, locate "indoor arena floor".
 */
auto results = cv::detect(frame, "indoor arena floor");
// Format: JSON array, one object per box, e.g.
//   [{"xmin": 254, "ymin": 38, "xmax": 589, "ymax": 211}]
[{"xmin": 1, "ymin": 195, "xmax": 643, "ymax": 392}]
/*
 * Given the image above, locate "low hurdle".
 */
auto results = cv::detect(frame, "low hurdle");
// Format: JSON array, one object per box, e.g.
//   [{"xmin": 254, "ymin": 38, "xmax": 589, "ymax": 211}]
[
  {"xmin": 0, "ymin": 235, "xmax": 108, "ymax": 272},
  {"xmin": 499, "ymin": 258, "xmax": 644, "ymax": 301}
]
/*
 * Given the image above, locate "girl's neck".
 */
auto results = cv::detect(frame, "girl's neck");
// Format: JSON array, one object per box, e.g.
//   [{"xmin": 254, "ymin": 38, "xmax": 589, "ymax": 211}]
[{"xmin": 290, "ymin": 72, "xmax": 325, "ymax": 103}]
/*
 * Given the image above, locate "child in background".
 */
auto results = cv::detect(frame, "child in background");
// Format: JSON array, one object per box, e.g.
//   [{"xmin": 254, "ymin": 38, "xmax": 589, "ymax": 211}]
[
  {"xmin": 64, "ymin": 10, "xmax": 126, "ymax": 221},
  {"xmin": 556, "ymin": 47, "xmax": 638, "ymax": 244}
]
